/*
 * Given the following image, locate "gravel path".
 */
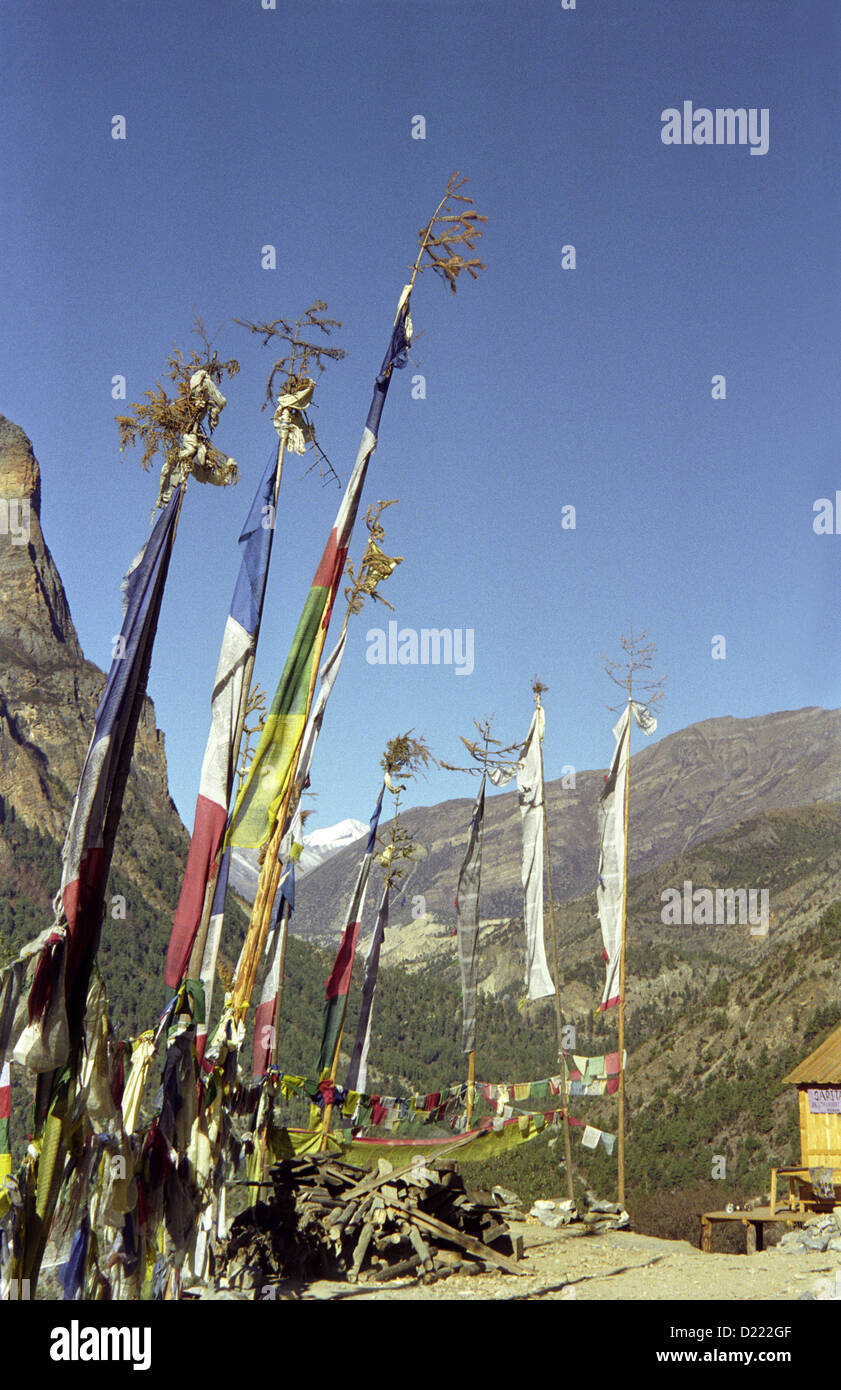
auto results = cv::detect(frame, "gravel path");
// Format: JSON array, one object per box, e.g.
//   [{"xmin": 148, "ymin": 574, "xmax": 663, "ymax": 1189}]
[{"xmin": 280, "ymin": 1221, "xmax": 841, "ymax": 1301}]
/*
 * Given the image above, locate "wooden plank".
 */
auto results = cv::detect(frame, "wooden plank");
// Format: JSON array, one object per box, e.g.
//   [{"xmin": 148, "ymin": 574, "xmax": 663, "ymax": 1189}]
[
  {"xmin": 701, "ymin": 1208, "xmax": 811, "ymax": 1222},
  {"xmin": 347, "ymin": 1222, "xmax": 374, "ymax": 1283},
  {"xmin": 409, "ymin": 1210, "xmax": 525, "ymax": 1276}
]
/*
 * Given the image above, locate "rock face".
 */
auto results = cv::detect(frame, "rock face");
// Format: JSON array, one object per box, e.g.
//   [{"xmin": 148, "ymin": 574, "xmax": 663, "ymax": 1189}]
[
  {"xmin": 0, "ymin": 413, "xmax": 186, "ymax": 887},
  {"xmin": 291, "ymin": 706, "xmax": 841, "ymax": 944}
]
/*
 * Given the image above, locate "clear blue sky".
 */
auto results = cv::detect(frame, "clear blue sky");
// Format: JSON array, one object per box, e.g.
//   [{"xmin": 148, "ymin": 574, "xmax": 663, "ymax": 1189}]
[{"xmin": 2, "ymin": 0, "xmax": 839, "ymax": 836}]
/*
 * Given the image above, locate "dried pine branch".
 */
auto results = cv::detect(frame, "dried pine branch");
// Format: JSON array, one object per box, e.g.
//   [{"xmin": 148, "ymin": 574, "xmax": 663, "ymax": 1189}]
[
  {"xmin": 377, "ymin": 731, "xmax": 435, "ymax": 884},
  {"xmin": 234, "ymin": 299, "xmax": 346, "ymax": 408},
  {"xmin": 412, "ymin": 172, "xmax": 487, "ymax": 294},
  {"xmin": 381, "ymin": 730, "xmax": 435, "ymax": 781},
  {"xmin": 343, "ymin": 500, "xmax": 403, "ymax": 614},
  {"xmin": 601, "ymin": 623, "xmax": 667, "ymax": 713},
  {"xmin": 116, "ymin": 314, "xmax": 240, "ymax": 506},
  {"xmin": 442, "ymin": 716, "xmax": 519, "ymax": 775},
  {"xmin": 235, "ymin": 685, "xmax": 268, "ymax": 795}
]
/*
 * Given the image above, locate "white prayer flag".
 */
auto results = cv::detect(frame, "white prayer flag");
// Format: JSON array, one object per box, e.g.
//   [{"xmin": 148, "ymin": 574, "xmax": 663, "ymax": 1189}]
[
  {"xmin": 517, "ymin": 708, "xmax": 556, "ymax": 1001},
  {"xmin": 596, "ymin": 702, "xmax": 657, "ymax": 1011}
]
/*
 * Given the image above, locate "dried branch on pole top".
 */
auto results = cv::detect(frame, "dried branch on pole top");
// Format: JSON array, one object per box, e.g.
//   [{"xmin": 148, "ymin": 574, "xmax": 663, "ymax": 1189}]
[
  {"xmin": 411, "ymin": 172, "xmax": 487, "ymax": 296},
  {"xmin": 441, "ymin": 717, "xmax": 520, "ymax": 776},
  {"xmin": 116, "ymin": 314, "xmax": 240, "ymax": 511},
  {"xmin": 382, "ymin": 730, "xmax": 435, "ymax": 785},
  {"xmin": 235, "ymin": 299, "xmax": 346, "ymax": 404},
  {"xmin": 343, "ymin": 500, "xmax": 403, "ymax": 615},
  {"xmin": 600, "ymin": 623, "xmax": 667, "ymax": 713},
  {"xmin": 234, "ymin": 300, "xmax": 345, "ymax": 486},
  {"xmin": 377, "ymin": 731, "xmax": 435, "ymax": 884}
]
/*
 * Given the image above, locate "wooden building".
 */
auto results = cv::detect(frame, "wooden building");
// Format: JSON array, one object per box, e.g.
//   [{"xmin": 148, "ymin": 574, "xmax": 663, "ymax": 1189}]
[{"xmin": 776, "ymin": 1023, "xmax": 841, "ymax": 1210}]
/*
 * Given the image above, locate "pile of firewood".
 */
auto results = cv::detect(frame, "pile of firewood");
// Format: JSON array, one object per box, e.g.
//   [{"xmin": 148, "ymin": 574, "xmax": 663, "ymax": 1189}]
[{"xmin": 218, "ymin": 1152, "xmax": 525, "ymax": 1292}]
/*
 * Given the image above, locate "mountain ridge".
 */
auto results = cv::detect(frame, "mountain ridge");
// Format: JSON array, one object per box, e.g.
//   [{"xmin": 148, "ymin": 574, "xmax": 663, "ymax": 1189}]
[{"xmin": 290, "ymin": 704, "xmax": 841, "ymax": 945}]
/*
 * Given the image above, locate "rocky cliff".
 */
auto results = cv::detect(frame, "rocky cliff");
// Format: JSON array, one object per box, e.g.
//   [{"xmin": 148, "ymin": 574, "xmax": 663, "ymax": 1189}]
[{"xmin": 0, "ymin": 415, "xmax": 181, "ymax": 854}]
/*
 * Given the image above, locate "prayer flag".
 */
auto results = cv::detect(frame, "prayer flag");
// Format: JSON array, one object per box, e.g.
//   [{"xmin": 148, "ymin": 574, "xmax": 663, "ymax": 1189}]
[
  {"xmin": 251, "ymin": 816, "xmax": 301, "ymax": 1078},
  {"xmin": 317, "ymin": 785, "xmax": 385, "ymax": 1075},
  {"xmin": 346, "ymin": 880, "xmax": 389, "ymax": 1095},
  {"xmin": 61, "ymin": 487, "xmax": 182, "ymax": 1040},
  {"xmin": 165, "ymin": 453, "xmax": 279, "ymax": 987},
  {"xmin": 194, "ymin": 848, "xmax": 231, "ymax": 1065},
  {"xmin": 0, "ymin": 1062, "xmax": 10, "ymax": 1183},
  {"xmin": 596, "ymin": 701, "xmax": 656, "ymax": 1010},
  {"xmin": 251, "ymin": 883, "xmax": 291, "ymax": 1080},
  {"xmin": 517, "ymin": 708, "xmax": 555, "ymax": 1001}
]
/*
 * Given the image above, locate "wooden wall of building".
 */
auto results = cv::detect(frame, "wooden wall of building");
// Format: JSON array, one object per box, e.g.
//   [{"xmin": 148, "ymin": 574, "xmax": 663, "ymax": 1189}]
[{"xmin": 798, "ymin": 1087, "xmax": 841, "ymax": 1167}]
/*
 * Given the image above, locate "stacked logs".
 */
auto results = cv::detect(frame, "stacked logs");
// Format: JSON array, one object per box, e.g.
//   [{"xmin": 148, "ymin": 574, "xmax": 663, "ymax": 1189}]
[{"xmin": 219, "ymin": 1153, "xmax": 525, "ymax": 1292}]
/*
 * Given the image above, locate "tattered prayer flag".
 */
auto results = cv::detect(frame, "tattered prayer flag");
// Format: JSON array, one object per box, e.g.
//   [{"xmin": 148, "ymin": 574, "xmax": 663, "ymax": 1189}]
[
  {"xmin": 195, "ymin": 848, "xmax": 231, "ymax": 1065},
  {"xmin": 604, "ymin": 1051, "xmax": 623, "ymax": 1077},
  {"xmin": 252, "ymin": 860, "xmax": 300, "ymax": 1084},
  {"xmin": 517, "ymin": 708, "xmax": 555, "ymax": 1001},
  {"xmin": 59, "ymin": 1213, "xmax": 90, "ymax": 1301},
  {"xmin": 165, "ymin": 452, "xmax": 279, "ymax": 988},
  {"xmin": 61, "ymin": 487, "xmax": 182, "ymax": 1041},
  {"xmin": 250, "ymin": 813, "xmax": 302, "ymax": 1077},
  {"xmin": 317, "ymin": 785, "xmax": 385, "ymax": 1075},
  {"xmin": 456, "ymin": 775, "xmax": 485, "ymax": 1055},
  {"xmin": 121, "ymin": 1032, "xmax": 156, "ymax": 1136},
  {"xmin": 227, "ymin": 291, "xmax": 413, "ymax": 851},
  {"xmin": 251, "ymin": 881, "xmax": 291, "ymax": 1081},
  {"xmin": 0, "ymin": 1061, "xmax": 10, "ymax": 1183},
  {"xmin": 295, "ymin": 625, "xmax": 348, "ymax": 798},
  {"xmin": 346, "ymin": 880, "xmax": 389, "ymax": 1095},
  {"xmin": 596, "ymin": 701, "xmax": 656, "ymax": 1011}
]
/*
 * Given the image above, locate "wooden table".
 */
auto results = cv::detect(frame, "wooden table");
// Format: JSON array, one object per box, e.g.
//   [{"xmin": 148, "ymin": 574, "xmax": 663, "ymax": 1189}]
[{"xmin": 699, "ymin": 1206, "xmax": 813, "ymax": 1254}]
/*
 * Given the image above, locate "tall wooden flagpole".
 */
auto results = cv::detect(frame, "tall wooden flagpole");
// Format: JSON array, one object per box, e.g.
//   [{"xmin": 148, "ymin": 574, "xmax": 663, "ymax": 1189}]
[
  {"xmin": 465, "ymin": 726, "xmax": 491, "ymax": 1129},
  {"xmin": 444, "ymin": 719, "xmax": 520, "ymax": 1131},
  {"xmin": 617, "ymin": 686, "xmax": 632, "ymax": 1209}
]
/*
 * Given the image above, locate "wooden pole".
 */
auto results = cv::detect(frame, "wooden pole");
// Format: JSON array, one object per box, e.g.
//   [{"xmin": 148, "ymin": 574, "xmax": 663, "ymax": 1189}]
[
  {"xmin": 466, "ymin": 1050, "xmax": 476, "ymax": 1127},
  {"xmin": 257, "ymin": 896, "xmax": 291, "ymax": 1182},
  {"xmin": 465, "ymin": 728, "xmax": 490, "ymax": 1128},
  {"xmin": 271, "ymin": 897, "xmax": 292, "ymax": 1059},
  {"xmin": 319, "ymin": 943, "xmax": 356, "ymax": 1151},
  {"xmin": 617, "ymin": 691, "xmax": 632, "ymax": 1209},
  {"xmin": 535, "ymin": 692, "xmax": 575, "ymax": 1204}
]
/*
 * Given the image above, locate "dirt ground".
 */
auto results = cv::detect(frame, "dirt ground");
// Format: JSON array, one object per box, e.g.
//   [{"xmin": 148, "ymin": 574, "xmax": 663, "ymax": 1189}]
[{"xmin": 268, "ymin": 1220, "xmax": 841, "ymax": 1301}]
